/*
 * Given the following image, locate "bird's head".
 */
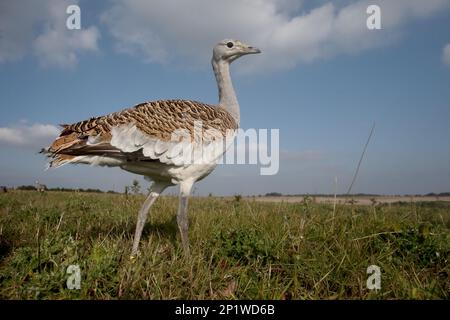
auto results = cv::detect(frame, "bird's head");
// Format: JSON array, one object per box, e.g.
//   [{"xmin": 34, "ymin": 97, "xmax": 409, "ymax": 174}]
[{"xmin": 212, "ymin": 39, "xmax": 261, "ymax": 63}]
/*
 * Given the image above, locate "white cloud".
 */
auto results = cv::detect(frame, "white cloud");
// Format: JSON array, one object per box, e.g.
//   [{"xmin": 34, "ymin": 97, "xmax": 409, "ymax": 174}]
[
  {"xmin": 33, "ymin": 25, "xmax": 100, "ymax": 68},
  {"xmin": 101, "ymin": 0, "xmax": 450, "ymax": 72},
  {"xmin": 0, "ymin": 0, "xmax": 100, "ymax": 68},
  {"xmin": 443, "ymin": 43, "xmax": 450, "ymax": 67},
  {"xmin": 0, "ymin": 122, "xmax": 59, "ymax": 147},
  {"xmin": 1, "ymin": 0, "xmax": 449, "ymax": 71}
]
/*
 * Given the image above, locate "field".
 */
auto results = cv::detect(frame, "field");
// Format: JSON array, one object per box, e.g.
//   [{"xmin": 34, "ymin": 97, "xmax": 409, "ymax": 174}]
[{"xmin": 0, "ymin": 191, "xmax": 449, "ymax": 299}]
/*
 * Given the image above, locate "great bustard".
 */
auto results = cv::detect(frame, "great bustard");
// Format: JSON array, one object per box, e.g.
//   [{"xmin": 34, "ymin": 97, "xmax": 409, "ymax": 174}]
[{"xmin": 42, "ymin": 39, "xmax": 260, "ymax": 256}]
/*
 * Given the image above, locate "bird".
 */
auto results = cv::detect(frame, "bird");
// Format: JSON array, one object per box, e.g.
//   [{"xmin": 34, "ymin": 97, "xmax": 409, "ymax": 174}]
[{"xmin": 42, "ymin": 39, "xmax": 261, "ymax": 256}]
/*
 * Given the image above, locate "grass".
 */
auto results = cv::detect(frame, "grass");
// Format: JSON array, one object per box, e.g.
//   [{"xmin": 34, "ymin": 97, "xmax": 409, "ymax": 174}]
[{"xmin": 0, "ymin": 191, "xmax": 449, "ymax": 299}]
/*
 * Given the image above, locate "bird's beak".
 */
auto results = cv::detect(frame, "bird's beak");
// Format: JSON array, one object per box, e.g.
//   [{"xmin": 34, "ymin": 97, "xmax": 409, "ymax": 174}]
[
  {"xmin": 243, "ymin": 46, "xmax": 261, "ymax": 55},
  {"xmin": 226, "ymin": 43, "xmax": 261, "ymax": 62}
]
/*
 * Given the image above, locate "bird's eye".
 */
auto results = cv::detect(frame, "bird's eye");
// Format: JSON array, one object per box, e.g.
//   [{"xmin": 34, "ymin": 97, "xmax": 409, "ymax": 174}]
[{"xmin": 226, "ymin": 42, "xmax": 234, "ymax": 48}]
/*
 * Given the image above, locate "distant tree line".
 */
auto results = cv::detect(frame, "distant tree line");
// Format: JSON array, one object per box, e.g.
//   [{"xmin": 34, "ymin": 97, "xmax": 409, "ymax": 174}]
[
  {"xmin": 425, "ymin": 192, "xmax": 450, "ymax": 197},
  {"xmin": 263, "ymin": 192, "xmax": 450, "ymax": 197},
  {"xmin": 265, "ymin": 192, "xmax": 283, "ymax": 197},
  {"xmin": 15, "ymin": 185, "xmax": 118, "ymax": 194},
  {"xmin": 5, "ymin": 186, "xmax": 450, "ymax": 197}
]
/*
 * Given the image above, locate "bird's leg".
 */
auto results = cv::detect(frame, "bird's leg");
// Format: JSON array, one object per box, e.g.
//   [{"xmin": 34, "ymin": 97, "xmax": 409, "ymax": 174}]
[
  {"xmin": 177, "ymin": 180, "xmax": 194, "ymax": 255},
  {"xmin": 131, "ymin": 181, "xmax": 168, "ymax": 258}
]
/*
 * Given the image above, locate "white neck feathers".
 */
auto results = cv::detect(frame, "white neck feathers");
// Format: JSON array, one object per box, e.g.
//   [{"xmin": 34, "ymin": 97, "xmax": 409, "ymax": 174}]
[{"xmin": 212, "ymin": 59, "xmax": 239, "ymax": 125}]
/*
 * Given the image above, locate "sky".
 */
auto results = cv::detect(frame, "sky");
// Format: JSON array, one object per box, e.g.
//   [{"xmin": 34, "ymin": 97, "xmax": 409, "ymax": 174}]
[{"xmin": 0, "ymin": 0, "xmax": 450, "ymax": 196}]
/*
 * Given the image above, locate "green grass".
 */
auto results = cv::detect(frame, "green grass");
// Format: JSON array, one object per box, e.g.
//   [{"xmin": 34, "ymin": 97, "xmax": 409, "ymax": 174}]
[{"xmin": 0, "ymin": 191, "xmax": 449, "ymax": 299}]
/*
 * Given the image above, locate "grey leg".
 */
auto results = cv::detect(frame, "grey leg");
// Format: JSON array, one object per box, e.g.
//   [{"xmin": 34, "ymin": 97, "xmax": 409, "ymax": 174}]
[
  {"xmin": 177, "ymin": 180, "xmax": 194, "ymax": 255},
  {"xmin": 131, "ymin": 181, "xmax": 168, "ymax": 257}
]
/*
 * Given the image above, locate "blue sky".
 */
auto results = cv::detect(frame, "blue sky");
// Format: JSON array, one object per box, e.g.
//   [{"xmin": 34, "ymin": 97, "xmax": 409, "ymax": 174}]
[{"xmin": 1, "ymin": 0, "xmax": 450, "ymax": 195}]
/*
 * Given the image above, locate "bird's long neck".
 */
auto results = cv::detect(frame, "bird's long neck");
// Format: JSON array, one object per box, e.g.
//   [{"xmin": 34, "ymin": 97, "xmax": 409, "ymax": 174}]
[{"xmin": 212, "ymin": 59, "xmax": 239, "ymax": 124}]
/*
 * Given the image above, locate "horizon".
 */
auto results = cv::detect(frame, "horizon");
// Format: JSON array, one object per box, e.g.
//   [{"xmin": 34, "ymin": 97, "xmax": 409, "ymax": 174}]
[{"xmin": 4, "ymin": 184, "xmax": 450, "ymax": 198}]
